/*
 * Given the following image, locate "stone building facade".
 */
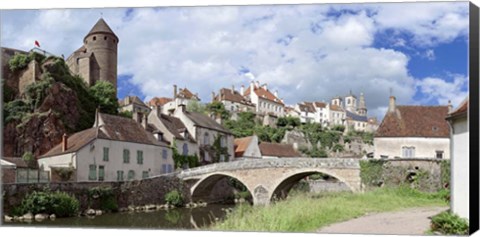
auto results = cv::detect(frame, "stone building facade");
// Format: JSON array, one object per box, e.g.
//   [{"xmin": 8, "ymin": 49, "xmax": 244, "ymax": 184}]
[{"xmin": 66, "ymin": 18, "xmax": 118, "ymax": 94}]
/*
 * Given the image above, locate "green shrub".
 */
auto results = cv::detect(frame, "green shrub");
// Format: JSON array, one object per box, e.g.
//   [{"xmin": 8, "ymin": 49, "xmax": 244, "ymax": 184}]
[
  {"xmin": 18, "ymin": 190, "xmax": 79, "ymax": 217},
  {"xmin": 9, "ymin": 53, "xmax": 31, "ymax": 71},
  {"xmin": 430, "ymin": 210, "xmax": 469, "ymax": 235},
  {"xmin": 165, "ymin": 190, "xmax": 184, "ymax": 207},
  {"xmin": 360, "ymin": 159, "xmax": 386, "ymax": 188}
]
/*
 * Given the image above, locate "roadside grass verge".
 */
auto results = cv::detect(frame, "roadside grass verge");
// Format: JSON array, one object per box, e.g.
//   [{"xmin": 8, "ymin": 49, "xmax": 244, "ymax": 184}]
[{"xmin": 209, "ymin": 186, "xmax": 448, "ymax": 232}]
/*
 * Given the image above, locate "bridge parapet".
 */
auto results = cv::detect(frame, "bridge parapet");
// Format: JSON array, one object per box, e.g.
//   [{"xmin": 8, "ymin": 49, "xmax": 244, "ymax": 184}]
[{"xmin": 178, "ymin": 158, "xmax": 360, "ymax": 179}]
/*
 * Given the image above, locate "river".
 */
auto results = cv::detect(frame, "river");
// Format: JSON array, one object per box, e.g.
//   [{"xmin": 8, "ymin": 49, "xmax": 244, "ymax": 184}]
[{"xmin": 3, "ymin": 204, "xmax": 235, "ymax": 230}]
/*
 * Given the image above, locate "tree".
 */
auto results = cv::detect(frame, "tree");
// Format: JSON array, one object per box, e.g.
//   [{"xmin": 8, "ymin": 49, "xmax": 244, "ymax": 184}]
[
  {"xmin": 186, "ymin": 100, "xmax": 206, "ymax": 114},
  {"xmin": 22, "ymin": 151, "xmax": 36, "ymax": 168},
  {"xmin": 206, "ymin": 101, "xmax": 230, "ymax": 120},
  {"xmin": 88, "ymin": 81, "xmax": 118, "ymax": 115}
]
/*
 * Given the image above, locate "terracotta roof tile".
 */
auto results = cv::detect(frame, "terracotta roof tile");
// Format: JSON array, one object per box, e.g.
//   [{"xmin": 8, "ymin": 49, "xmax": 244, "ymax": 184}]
[
  {"xmin": 40, "ymin": 113, "xmax": 168, "ymax": 158},
  {"xmin": 375, "ymin": 106, "xmax": 450, "ymax": 138},
  {"xmin": 148, "ymin": 97, "xmax": 173, "ymax": 107},
  {"xmin": 177, "ymin": 88, "xmax": 200, "ymax": 100},
  {"xmin": 244, "ymin": 85, "xmax": 284, "ymax": 105},
  {"xmin": 259, "ymin": 143, "xmax": 300, "ymax": 157},
  {"xmin": 215, "ymin": 88, "xmax": 254, "ymax": 106},
  {"xmin": 234, "ymin": 136, "xmax": 254, "ymax": 157},
  {"xmin": 314, "ymin": 102, "xmax": 326, "ymax": 108},
  {"xmin": 330, "ymin": 104, "xmax": 344, "ymax": 112}
]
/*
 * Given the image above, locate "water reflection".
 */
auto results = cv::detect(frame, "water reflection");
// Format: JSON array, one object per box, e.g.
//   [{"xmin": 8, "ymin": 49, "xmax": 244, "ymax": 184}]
[{"xmin": 3, "ymin": 204, "xmax": 233, "ymax": 230}]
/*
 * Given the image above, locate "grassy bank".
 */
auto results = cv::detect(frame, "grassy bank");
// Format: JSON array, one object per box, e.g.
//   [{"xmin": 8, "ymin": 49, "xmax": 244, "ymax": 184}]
[{"xmin": 210, "ymin": 187, "xmax": 448, "ymax": 232}]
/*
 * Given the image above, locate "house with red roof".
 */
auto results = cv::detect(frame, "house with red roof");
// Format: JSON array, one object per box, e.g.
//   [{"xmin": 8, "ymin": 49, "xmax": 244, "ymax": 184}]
[
  {"xmin": 212, "ymin": 86, "xmax": 255, "ymax": 113},
  {"xmin": 243, "ymin": 81, "xmax": 285, "ymax": 117},
  {"xmin": 38, "ymin": 111, "xmax": 174, "ymax": 182},
  {"xmin": 162, "ymin": 85, "xmax": 201, "ymax": 114},
  {"xmin": 374, "ymin": 96, "xmax": 450, "ymax": 159},
  {"xmin": 234, "ymin": 135, "xmax": 261, "ymax": 159},
  {"xmin": 446, "ymin": 96, "xmax": 469, "ymax": 219}
]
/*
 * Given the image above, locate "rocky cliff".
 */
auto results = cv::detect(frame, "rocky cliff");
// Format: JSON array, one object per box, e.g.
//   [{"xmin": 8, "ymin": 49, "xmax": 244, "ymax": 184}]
[{"xmin": 3, "ymin": 51, "xmax": 96, "ymax": 158}]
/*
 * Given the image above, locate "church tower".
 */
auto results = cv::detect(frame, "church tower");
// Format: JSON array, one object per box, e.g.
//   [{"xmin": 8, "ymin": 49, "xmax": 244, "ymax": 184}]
[
  {"xmin": 66, "ymin": 18, "xmax": 118, "ymax": 95},
  {"xmin": 357, "ymin": 92, "xmax": 367, "ymax": 116},
  {"xmin": 344, "ymin": 90, "xmax": 357, "ymax": 112}
]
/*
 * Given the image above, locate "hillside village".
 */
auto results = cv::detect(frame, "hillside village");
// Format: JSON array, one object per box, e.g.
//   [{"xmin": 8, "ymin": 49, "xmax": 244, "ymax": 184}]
[{"xmin": 1, "ymin": 18, "xmax": 470, "ymax": 221}]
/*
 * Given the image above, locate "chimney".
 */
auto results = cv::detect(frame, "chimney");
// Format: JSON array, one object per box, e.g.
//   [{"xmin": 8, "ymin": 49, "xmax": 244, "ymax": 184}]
[
  {"xmin": 262, "ymin": 83, "xmax": 268, "ymax": 91},
  {"xmin": 388, "ymin": 96, "xmax": 396, "ymax": 113},
  {"xmin": 448, "ymin": 100, "xmax": 453, "ymax": 113},
  {"xmin": 62, "ymin": 133, "xmax": 68, "ymax": 152},
  {"xmin": 155, "ymin": 105, "xmax": 162, "ymax": 117},
  {"xmin": 178, "ymin": 104, "xmax": 186, "ymax": 112},
  {"xmin": 173, "ymin": 85, "xmax": 177, "ymax": 98},
  {"xmin": 240, "ymin": 85, "xmax": 245, "ymax": 95},
  {"xmin": 274, "ymin": 90, "xmax": 278, "ymax": 98},
  {"xmin": 142, "ymin": 113, "xmax": 148, "ymax": 128}
]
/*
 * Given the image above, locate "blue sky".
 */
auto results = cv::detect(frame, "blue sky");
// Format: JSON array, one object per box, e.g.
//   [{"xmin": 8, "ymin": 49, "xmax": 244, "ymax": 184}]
[{"xmin": 0, "ymin": 2, "xmax": 470, "ymax": 119}]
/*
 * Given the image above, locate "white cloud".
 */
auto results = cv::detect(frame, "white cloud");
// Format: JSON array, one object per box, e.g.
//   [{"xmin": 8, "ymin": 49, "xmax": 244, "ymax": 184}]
[
  {"xmin": 0, "ymin": 2, "xmax": 468, "ymax": 121},
  {"xmin": 425, "ymin": 49, "xmax": 435, "ymax": 61},
  {"xmin": 416, "ymin": 74, "xmax": 468, "ymax": 108}
]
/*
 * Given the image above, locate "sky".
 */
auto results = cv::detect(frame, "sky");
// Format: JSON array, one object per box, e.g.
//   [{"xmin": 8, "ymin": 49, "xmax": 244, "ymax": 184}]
[{"xmin": 0, "ymin": 2, "xmax": 470, "ymax": 120}]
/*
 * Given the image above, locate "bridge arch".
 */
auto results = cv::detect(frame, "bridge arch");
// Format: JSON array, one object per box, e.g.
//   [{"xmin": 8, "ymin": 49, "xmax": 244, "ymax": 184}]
[
  {"xmin": 190, "ymin": 172, "xmax": 253, "ymax": 204},
  {"xmin": 269, "ymin": 169, "xmax": 356, "ymax": 202}
]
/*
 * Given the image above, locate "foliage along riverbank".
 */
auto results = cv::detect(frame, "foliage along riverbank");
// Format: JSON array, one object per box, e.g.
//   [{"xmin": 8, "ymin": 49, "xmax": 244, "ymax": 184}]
[{"xmin": 209, "ymin": 187, "xmax": 448, "ymax": 233}]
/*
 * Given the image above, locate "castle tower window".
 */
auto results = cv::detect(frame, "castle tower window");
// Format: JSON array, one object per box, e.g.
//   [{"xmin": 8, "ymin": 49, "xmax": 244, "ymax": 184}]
[
  {"xmin": 93, "ymin": 36, "xmax": 96, "ymax": 41},
  {"xmin": 104, "ymin": 36, "xmax": 107, "ymax": 40},
  {"xmin": 113, "ymin": 39, "xmax": 116, "ymax": 43}
]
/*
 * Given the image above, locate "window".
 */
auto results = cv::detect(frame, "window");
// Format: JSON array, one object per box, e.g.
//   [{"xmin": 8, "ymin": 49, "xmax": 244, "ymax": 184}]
[
  {"xmin": 137, "ymin": 150, "xmax": 143, "ymax": 164},
  {"xmin": 402, "ymin": 146, "xmax": 416, "ymax": 158},
  {"xmin": 88, "ymin": 165, "xmax": 97, "ymax": 181},
  {"xmin": 220, "ymin": 154, "xmax": 225, "ymax": 162},
  {"xmin": 123, "ymin": 149, "xmax": 130, "ymax": 163},
  {"xmin": 204, "ymin": 132, "xmax": 210, "ymax": 145},
  {"xmin": 347, "ymin": 98, "xmax": 350, "ymax": 104},
  {"xmin": 162, "ymin": 149, "xmax": 168, "ymax": 159},
  {"xmin": 436, "ymin": 151, "xmax": 444, "ymax": 159},
  {"xmin": 93, "ymin": 36, "xmax": 96, "ymax": 41},
  {"xmin": 162, "ymin": 164, "xmax": 173, "ymax": 174},
  {"xmin": 98, "ymin": 166, "xmax": 105, "ymax": 181},
  {"xmin": 103, "ymin": 147, "xmax": 109, "ymax": 161},
  {"xmin": 182, "ymin": 143, "xmax": 188, "ymax": 156},
  {"xmin": 142, "ymin": 171, "xmax": 149, "ymax": 179},
  {"xmin": 104, "ymin": 36, "xmax": 107, "ymax": 40},
  {"xmin": 117, "ymin": 170, "xmax": 124, "ymax": 181},
  {"xmin": 128, "ymin": 170, "xmax": 135, "ymax": 180}
]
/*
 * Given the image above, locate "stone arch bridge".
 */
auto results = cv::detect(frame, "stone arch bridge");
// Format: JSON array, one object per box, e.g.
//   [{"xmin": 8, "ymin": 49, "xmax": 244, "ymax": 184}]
[{"xmin": 176, "ymin": 158, "xmax": 361, "ymax": 205}]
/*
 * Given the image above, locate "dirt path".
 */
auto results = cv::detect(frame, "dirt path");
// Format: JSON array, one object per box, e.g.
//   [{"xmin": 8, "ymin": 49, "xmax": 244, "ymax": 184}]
[{"xmin": 317, "ymin": 206, "xmax": 448, "ymax": 235}]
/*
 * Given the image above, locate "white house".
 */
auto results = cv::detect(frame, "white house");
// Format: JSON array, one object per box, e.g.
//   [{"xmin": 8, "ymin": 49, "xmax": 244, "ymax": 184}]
[
  {"xmin": 243, "ymin": 81, "xmax": 285, "ymax": 117},
  {"xmin": 313, "ymin": 102, "xmax": 330, "ymax": 127},
  {"xmin": 147, "ymin": 105, "xmax": 198, "ymax": 158},
  {"xmin": 163, "ymin": 85, "xmax": 201, "ymax": 114},
  {"xmin": 446, "ymin": 97, "xmax": 469, "ymax": 219},
  {"xmin": 294, "ymin": 102, "xmax": 316, "ymax": 124},
  {"xmin": 374, "ymin": 96, "xmax": 450, "ymax": 159},
  {"xmin": 174, "ymin": 105, "xmax": 235, "ymax": 164},
  {"xmin": 38, "ymin": 112, "xmax": 174, "ymax": 182}
]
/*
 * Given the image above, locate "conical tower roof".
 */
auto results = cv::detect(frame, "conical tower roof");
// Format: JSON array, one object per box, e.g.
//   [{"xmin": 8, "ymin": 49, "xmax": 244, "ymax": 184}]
[{"xmin": 84, "ymin": 18, "xmax": 118, "ymax": 42}]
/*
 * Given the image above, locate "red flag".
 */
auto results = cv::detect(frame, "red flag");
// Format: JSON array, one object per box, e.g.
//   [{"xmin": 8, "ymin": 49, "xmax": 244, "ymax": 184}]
[{"xmin": 34, "ymin": 40, "xmax": 40, "ymax": 47}]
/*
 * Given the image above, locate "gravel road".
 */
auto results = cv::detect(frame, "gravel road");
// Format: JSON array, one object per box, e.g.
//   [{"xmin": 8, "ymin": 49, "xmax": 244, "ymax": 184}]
[{"xmin": 317, "ymin": 206, "xmax": 448, "ymax": 235}]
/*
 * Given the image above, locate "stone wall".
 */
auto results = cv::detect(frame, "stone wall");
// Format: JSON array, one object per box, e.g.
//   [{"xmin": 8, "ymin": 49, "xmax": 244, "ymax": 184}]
[
  {"xmin": 1, "ymin": 168, "xmax": 16, "ymax": 184},
  {"xmin": 382, "ymin": 159, "xmax": 444, "ymax": 192},
  {"xmin": 1, "ymin": 175, "xmax": 191, "ymax": 215},
  {"xmin": 308, "ymin": 180, "xmax": 351, "ymax": 193}
]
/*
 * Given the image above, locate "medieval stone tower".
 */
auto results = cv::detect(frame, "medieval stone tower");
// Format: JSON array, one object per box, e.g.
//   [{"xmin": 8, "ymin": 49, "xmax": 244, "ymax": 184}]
[{"xmin": 66, "ymin": 18, "xmax": 118, "ymax": 95}]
